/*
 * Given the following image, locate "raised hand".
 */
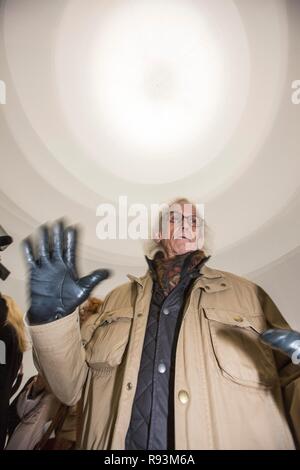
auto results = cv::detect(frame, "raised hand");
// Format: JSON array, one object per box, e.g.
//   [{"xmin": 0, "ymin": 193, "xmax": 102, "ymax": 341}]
[{"xmin": 23, "ymin": 221, "xmax": 110, "ymax": 325}]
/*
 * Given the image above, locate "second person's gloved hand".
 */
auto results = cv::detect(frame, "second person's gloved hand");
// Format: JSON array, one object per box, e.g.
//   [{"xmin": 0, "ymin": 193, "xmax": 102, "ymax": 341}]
[{"xmin": 260, "ymin": 328, "xmax": 300, "ymax": 365}]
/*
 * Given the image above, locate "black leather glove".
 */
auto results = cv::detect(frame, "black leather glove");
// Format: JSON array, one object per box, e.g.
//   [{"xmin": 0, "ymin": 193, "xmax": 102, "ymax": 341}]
[
  {"xmin": 260, "ymin": 328, "xmax": 300, "ymax": 365},
  {"xmin": 23, "ymin": 221, "xmax": 110, "ymax": 325}
]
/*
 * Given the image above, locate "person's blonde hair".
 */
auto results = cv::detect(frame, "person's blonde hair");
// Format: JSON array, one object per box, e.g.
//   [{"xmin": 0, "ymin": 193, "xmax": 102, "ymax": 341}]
[
  {"xmin": 86, "ymin": 297, "xmax": 103, "ymax": 315},
  {"xmin": 2, "ymin": 295, "xmax": 27, "ymax": 352},
  {"xmin": 79, "ymin": 296, "xmax": 103, "ymax": 326},
  {"xmin": 143, "ymin": 197, "xmax": 214, "ymax": 259}
]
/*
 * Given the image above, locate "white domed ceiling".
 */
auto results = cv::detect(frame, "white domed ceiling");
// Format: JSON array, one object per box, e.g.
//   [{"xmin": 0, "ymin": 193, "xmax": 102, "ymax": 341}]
[{"xmin": 0, "ymin": 0, "xmax": 299, "ymax": 298}]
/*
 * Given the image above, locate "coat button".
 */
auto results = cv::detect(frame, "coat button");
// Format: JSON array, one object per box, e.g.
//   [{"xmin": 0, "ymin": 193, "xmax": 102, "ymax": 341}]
[
  {"xmin": 158, "ymin": 362, "xmax": 167, "ymax": 374},
  {"xmin": 162, "ymin": 308, "xmax": 169, "ymax": 315},
  {"xmin": 234, "ymin": 316, "xmax": 243, "ymax": 323},
  {"xmin": 205, "ymin": 285, "xmax": 210, "ymax": 290},
  {"xmin": 126, "ymin": 382, "xmax": 133, "ymax": 390},
  {"xmin": 178, "ymin": 390, "xmax": 189, "ymax": 404},
  {"xmin": 220, "ymin": 283, "xmax": 226, "ymax": 287}
]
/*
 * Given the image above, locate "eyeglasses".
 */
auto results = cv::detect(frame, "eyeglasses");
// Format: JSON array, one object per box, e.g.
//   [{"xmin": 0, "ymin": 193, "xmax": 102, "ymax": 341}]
[{"xmin": 167, "ymin": 211, "xmax": 203, "ymax": 227}]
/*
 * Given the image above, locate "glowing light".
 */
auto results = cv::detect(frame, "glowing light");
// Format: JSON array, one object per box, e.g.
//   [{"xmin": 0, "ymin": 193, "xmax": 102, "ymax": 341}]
[
  {"xmin": 54, "ymin": 0, "xmax": 252, "ymax": 185},
  {"xmin": 91, "ymin": 2, "xmax": 223, "ymax": 155}
]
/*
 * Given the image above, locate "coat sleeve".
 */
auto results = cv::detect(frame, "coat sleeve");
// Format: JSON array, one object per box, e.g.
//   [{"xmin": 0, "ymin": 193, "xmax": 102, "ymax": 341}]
[
  {"xmin": 28, "ymin": 311, "xmax": 88, "ymax": 406},
  {"xmin": 257, "ymin": 286, "xmax": 300, "ymax": 447}
]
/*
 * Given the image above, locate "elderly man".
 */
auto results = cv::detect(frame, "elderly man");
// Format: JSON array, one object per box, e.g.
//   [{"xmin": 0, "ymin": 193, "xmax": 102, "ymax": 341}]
[{"xmin": 24, "ymin": 198, "xmax": 300, "ymax": 450}]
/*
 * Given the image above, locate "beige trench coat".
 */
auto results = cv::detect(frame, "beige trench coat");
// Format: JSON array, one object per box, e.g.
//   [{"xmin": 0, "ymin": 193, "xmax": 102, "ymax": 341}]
[{"xmin": 28, "ymin": 265, "xmax": 300, "ymax": 450}]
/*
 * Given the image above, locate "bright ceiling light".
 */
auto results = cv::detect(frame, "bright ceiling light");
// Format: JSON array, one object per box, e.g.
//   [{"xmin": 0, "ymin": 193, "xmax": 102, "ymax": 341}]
[
  {"xmin": 53, "ymin": 0, "xmax": 251, "ymax": 185},
  {"xmin": 90, "ymin": 1, "xmax": 223, "ymax": 156}
]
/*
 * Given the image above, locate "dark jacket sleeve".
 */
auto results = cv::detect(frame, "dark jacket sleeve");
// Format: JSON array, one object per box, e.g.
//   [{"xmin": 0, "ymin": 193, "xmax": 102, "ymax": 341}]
[{"xmin": 0, "ymin": 297, "xmax": 22, "ymax": 449}]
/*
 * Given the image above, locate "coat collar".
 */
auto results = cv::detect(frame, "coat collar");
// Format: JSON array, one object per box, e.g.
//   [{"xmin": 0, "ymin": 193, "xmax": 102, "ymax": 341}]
[
  {"xmin": 193, "ymin": 265, "xmax": 231, "ymax": 293},
  {"xmin": 200, "ymin": 265, "xmax": 224, "ymax": 279},
  {"xmin": 127, "ymin": 261, "xmax": 229, "ymax": 293}
]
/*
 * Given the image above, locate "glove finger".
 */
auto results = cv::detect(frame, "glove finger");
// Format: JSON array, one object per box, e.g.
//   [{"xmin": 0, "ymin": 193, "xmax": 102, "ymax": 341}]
[
  {"xmin": 78, "ymin": 269, "xmax": 111, "ymax": 292},
  {"xmin": 52, "ymin": 220, "xmax": 64, "ymax": 260},
  {"xmin": 23, "ymin": 238, "xmax": 37, "ymax": 269},
  {"xmin": 261, "ymin": 328, "xmax": 300, "ymax": 359},
  {"xmin": 64, "ymin": 226, "xmax": 78, "ymax": 276},
  {"xmin": 39, "ymin": 225, "xmax": 50, "ymax": 263}
]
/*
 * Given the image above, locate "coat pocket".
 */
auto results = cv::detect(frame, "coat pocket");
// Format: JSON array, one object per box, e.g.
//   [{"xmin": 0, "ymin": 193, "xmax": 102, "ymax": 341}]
[
  {"xmin": 203, "ymin": 308, "xmax": 277, "ymax": 388},
  {"xmin": 84, "ymin": 307, "xmax": 134, "ymax": 370}
]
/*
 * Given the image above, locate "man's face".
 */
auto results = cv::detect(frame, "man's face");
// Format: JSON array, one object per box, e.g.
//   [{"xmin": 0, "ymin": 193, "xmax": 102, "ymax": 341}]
[{"xmin": 158, "ymin": 203, "xmax": 203, "ymax": 257}]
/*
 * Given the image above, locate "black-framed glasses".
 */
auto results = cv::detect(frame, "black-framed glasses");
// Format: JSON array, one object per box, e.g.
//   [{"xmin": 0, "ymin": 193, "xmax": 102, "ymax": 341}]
[{"xmin": 168, "ymin": 211, "xmax": 203, "ymax": 227}]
